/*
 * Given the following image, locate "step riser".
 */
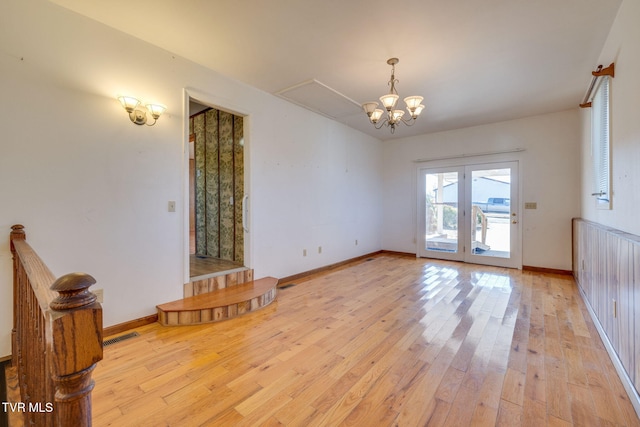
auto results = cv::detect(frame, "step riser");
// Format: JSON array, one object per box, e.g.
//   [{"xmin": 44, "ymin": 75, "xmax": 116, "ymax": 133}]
[
  {"xmin": 158, "ymin": 288, "xmax": 276, "ymax": 326},
  {"xmin": 185, "ymin": 269, "xmax": 254, "ymax": 297}
]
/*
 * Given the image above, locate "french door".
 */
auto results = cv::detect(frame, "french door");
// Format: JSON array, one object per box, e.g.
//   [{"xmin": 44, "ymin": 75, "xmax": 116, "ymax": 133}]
[{"xmin": 417, "ymin": 161, "xmax": 520, "ymax": 268}]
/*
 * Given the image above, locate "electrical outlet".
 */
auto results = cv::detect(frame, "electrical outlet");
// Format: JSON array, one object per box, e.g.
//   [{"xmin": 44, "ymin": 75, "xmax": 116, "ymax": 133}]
[
  {"xmin": 303, "ymin": 249, "xmax": 307, "ymax": 257},
  {"xmin": 318, "ymin": 246, "xmax": 322, "ymax": 254},
  {"xmin": 94, "ymin": 288, "xmax": 104, "ymax": 303},
  {"xmin": 355, "ymin": 239, "xmax": 358, "ymax": 246}
]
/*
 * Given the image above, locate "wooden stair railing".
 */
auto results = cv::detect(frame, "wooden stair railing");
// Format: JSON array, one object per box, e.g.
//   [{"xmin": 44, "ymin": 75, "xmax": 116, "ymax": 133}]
[{"xmin": 10, "ymin": 224, "xmax": 103, "ymax": 427}]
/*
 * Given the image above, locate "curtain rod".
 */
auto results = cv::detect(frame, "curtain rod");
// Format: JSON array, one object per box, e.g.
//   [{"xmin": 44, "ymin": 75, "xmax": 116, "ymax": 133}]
[
  {"xmin": 413, "ymin": 148, "xmax": 525, "ymax": 163},
  {"xmin": 580, "ymin": 63, "xmax": 615, "ymax": 108}
]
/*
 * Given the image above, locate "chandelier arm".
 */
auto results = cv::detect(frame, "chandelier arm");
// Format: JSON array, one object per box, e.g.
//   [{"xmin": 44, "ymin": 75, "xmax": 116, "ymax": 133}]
[
  {"xmin": 373, "ymin": 119, "xmax": 388, "ymax": 130},
  {"xmin": 399, "ymin": 116, "xmax": 417, "ymax": 127}
]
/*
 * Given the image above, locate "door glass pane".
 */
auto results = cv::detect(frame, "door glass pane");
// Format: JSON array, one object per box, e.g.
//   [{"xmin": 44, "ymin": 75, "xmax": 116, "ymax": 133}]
[
  {"xmin": 471, "ymin": 168, "xmax": 511, "ymax": 258},
  {"xmin": 425, "ymin": 171, "xmax": 459, "ymax": 253}
]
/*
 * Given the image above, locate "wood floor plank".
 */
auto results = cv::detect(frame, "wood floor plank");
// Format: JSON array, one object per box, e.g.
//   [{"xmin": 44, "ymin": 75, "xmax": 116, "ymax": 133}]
[
  {"xmin": 545, "ymin": 355, "xmax": 573, "ymax": 423},
  {"xmin": 89, "ymin": 254, "xmax": 640, "ymax": 426},
  {"xmin": 568, "ymin": 383, "xmax": 601, "ymax": 427},
  {"xmin": 496, "ymin": 398, "xmax": 523, "ymax": 426}
]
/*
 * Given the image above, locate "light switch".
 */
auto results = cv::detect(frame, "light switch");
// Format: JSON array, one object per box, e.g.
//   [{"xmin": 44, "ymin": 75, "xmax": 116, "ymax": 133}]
[
  {"xmin": 524, "ymin": 202, "xmax": 537, "ymax": 209},
  {"xmin": 168, "ymin": 201, "xmax": 176, "ymax": 212}
]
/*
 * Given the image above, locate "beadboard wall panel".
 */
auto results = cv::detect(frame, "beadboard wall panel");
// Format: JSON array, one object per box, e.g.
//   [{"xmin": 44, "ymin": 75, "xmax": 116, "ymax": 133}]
[{"xmin": 573, "ymin": 218, "xmax": 639, "ymax": 402}]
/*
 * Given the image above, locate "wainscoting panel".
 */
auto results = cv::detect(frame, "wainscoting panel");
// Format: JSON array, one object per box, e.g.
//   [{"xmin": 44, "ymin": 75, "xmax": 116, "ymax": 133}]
[{"xmin": 573, "ymin": 218, "xmax": 639, "ymax": 402}]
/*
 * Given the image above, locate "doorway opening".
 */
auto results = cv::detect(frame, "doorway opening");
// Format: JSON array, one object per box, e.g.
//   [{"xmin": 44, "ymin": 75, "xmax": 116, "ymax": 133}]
[
  {"xmin": 417, "ymin": 160, "xmax": 521, "ymax": 269},
  {"xmin": 188, "ymin": 99, "xmax": 247, "ymax": 279}
]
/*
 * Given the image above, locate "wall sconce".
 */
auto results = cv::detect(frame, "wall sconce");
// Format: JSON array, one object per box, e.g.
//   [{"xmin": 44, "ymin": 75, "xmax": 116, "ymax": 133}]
[{"xmin": 117, "ymin": 96, "xmax": 166, "ymax": 126}]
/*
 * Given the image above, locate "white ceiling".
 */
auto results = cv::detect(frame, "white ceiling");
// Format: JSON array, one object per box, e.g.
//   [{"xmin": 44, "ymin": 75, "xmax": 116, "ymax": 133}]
[{"xmin": 49, "ymin": 0, "xmax": 621, "ymax": 141}]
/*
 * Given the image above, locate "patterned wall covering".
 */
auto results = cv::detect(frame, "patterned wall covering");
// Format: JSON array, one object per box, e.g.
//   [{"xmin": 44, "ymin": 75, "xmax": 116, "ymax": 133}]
[{"xmin": 191, "ymin": 108, "xmax": 244, "ymax": 264}]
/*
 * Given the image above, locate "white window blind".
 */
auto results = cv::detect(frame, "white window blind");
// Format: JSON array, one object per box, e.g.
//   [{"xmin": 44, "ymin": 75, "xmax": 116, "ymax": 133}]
[{"xmin": 591, "ymin": 76, "xmax": 611, "ymax": 209}]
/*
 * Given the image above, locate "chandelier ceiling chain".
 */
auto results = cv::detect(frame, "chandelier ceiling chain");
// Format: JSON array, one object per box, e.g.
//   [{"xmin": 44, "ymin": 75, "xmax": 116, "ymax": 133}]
[{"xmin": 362, "ymin": 58, "xmax": 425, "ymax": 134}]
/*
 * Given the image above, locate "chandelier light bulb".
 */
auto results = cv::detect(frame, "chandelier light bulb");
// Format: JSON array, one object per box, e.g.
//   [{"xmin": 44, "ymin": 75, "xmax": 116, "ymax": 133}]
[
  {"xmin": 362, "ymin": 102, "xmax": 379, "ymax": 116},
  {"xmin": 370, "ymin": 109, "xmax": 384, "ymax": 124},
  {"xmin": 391, "ymin": 110, "xmax": 405, "ymax": 123},
  {"xmin": 380, "ymin": 94, "xmax": 399, "ymax": 111},
  {"xmin": 404, "ymin": 96, "xmax": 424, "ymax": 111},
  {"xmin": 410, "ymin": 104, "xmax": 426, "ymax": 119}
]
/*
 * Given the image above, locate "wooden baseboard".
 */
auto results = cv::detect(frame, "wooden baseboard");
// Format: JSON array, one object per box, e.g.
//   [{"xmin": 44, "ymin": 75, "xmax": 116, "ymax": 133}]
[
  {"xmin": 279, "ymin": 250, "xmax": 444, "ymax": 286},
  {"xmin": 279, "ymin": 252, "xmax": 571, "ymax": 287},
  {"xmin": 522, "ymin": 265, "xmax": 572, "ymax": 275},
  {"xmin": 103, "ymin": 314, "xmax": 158, "ymax": 338},
  {"xmin": 278, "ymin": 251, "xmax": 385, "ymax": 286},
  {"xmin": 380, "ymin": 250, "xmax": 417, "ymax": 258},
  {"xmin": 0, "ymin": 354, "xmax": 11, "ymax": 364}
]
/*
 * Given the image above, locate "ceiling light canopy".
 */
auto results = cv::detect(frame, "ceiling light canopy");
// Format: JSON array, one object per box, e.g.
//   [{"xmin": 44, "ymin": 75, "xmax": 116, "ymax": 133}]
[{"xmin": 362, "ymin": 58, "xmax": 425, "ymax": 134}]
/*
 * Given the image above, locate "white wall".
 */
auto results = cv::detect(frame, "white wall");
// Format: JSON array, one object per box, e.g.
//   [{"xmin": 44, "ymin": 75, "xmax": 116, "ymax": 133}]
[
  {"xmin": 580, "ymin": 0, "xmax": 640, "ymax": 234},
  {"xmin": 0, "ymin": 0, "xmax": 382, "ymax": 357},
  {"xmin": 382, "ymin": 110, "xmax": 582, "ymax": 270}
]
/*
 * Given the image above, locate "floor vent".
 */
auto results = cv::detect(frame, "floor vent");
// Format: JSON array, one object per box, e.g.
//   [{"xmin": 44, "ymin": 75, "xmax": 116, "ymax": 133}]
[
  {"xmin": 278, "ymin": 283, "xmax": 296, "ymax": 289},
  {"xmin": 366, "ymin": 258, "xmax": 376, "ymax": 261},
  {"xmin": 103, "ymin": 331, "xmax": 140, "ymax": 347}
]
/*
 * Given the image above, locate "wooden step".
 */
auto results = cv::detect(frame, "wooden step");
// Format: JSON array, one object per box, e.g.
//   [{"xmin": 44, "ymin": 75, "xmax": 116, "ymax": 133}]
[{"xmin": 157, "ymin": 277, "xmax": 278, "ymax": 326}]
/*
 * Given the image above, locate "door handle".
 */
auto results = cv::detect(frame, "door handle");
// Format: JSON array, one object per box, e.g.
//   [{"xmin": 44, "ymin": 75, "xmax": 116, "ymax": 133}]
[
  {"xmin": 242, "ymin": 194, "xmax": 249, "ymax": 232},
  {"xmin": 512, "ymin": 220, "xmax": 518, "ymax": 224}
]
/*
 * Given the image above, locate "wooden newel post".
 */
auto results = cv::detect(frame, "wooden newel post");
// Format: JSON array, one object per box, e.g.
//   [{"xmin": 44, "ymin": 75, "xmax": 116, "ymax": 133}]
[
  {"xmin": 49, "ymin": 273, "xmax": 103, "ymax": 427},
  {"xmin": 10, "ymin": 224, "xmax": 26, "ymax": 249}
]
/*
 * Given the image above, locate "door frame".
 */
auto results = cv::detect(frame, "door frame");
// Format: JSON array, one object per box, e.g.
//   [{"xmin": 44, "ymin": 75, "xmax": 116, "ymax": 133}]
[
  {"xmin": 415, "ymin": 152, "xmax": 523, "ymax": 269},
  {"xmin": 417, "ymin": 165, "xmax": 465, "ymax": 262},
  {"xmin": 463, "ymin": 161, "xmax": 520, "ymax": 268},
  {"xmin": 182, "ymin": 88, "xmax": 253, "ymax": 284}
]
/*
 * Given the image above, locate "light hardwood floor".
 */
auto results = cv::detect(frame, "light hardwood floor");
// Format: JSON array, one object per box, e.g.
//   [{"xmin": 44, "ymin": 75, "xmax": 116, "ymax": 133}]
[
  {"xmin": 93, "ymin": 253, "xmax": 640, "ymax": 426},
  {"xmin": 190, "ymin": 255, "xmax": 245, "ymax": 279}
]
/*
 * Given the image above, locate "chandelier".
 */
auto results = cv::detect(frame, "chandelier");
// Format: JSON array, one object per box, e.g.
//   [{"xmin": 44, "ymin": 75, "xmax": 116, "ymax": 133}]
[{"xmin": 362, "ymin": 58, "xmax": 425, "ymax": 133}]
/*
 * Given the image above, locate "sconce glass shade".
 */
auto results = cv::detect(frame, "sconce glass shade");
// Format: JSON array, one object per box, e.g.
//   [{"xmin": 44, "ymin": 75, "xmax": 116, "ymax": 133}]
[
  {"xmin": 370, "ymin": 109, "xmax": 384, "ymax": 124},
  {"xmin": 146, "ymin": 104, "xmax": 167, "ymax": 120},
  {"xmin": 380, "ymin": 94, "xmax": 399, "ymax": 111},
  {"xmin": 118, "ymin": 96, "xmax": 141, "ymax": 113},
  {"xmin": 404, "ymin": 96, "xmax": 424, "ymax": 111}
]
